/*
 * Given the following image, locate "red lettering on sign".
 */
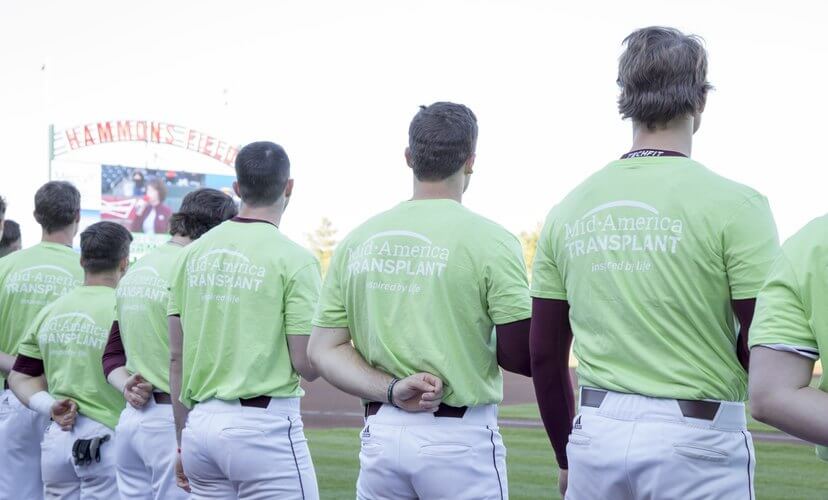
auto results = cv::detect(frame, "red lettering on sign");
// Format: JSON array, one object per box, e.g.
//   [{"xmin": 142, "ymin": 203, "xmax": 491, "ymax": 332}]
[
  {"xmin": 164, "ymin": 124, "xmax": 175, "ymax": 144},
  {"xmin": 200, "ymin": 135, "xmax": 215, "ymax": 156},
  {"xmin": 136, "ymin": 121, "xmax": 147, "ymax": 141},
  {"xmin": 150, "ymin": 122, "xmax": 161, "ymax": 143},
  {"xmin": 117, "ymin": 121, "xmax": 132, "ymax": 141},
  {"xmin": 186, "ymin": 130, "xmax": 198, "ymax": 150},
  {"xmin": 83, "ymin": 126, "xmax": 95, "ymax": 146},
  {"xmin": 97, "ymin": 122, "xmax": 113, "ymax": 143},
  {"xmin": 224, "ymin": 146, "xmax": 239, "ymax": 166},
  {"xmin": 213, "ymin": 141, "xmax": 226, "ymax": 161},
  {"xmin": 65, "ymin": 128, "xmax": 80, "ymax": 149}
]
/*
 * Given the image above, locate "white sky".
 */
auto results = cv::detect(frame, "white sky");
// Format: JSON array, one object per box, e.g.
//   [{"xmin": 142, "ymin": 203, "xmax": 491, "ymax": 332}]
[{"xmin": 1, "ymin": 0, "xmax": 826, "ymax": 248}]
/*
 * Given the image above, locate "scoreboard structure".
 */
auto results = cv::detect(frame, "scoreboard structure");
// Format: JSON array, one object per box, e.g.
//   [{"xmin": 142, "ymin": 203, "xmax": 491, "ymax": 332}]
[{"xmin": 48, "ymin": 120, "xmax": 239, "ymax": 259}]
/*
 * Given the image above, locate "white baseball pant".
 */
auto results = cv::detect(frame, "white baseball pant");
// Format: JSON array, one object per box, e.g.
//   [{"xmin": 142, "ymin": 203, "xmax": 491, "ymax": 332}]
[
  {"xmin": 115, "ymin": 395, "xmax": 188, "ymax": 499},
  {"xmin": 357, "ymin": 404, "xmax": 508, "ymax": 500},
  {"xmin": 40, "ymin": 415, "xmax": 118, "ymax": 500},
  {"xmin": 0, "ymin": 388, "xmax": 48, "ymax": 500},
  {"xmin": 566, "ymin": 388, "xmax": 755, "ymax": 500},
  {"xmin": 181, "ymin": 397, "xmax": 319, "ymax": 500}
]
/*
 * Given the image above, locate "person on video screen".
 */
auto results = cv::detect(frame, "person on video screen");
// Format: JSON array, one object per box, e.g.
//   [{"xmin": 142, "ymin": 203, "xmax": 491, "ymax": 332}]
[{"xmin": 132, "ymin": 178, "xmax": 172, "ymax": 234}]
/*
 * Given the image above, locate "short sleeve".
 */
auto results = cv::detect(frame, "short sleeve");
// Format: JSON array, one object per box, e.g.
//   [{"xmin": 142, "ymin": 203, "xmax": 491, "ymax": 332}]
[
  {"xmin": 484, "ymin": 236, "xmax": 532, "ymax": 325},
  {"xmin": 166, "ymin": 252, "xmax": 186, "ymax": 317},
  {"xmin": 284, "ymin": 261, "xmax": 322, "ymax": 335},
  {"xmin": 531, "ymin": 215, "xmax": 567, "ymax": 300},
  {"xmin": 722, "ymin": 195, "xmax": 780, "ymax": 299},
  {"xmin": 16, "ymin": 310, "xmax": 46, "ymax": 361},
  {"xmin": 749, "ymin": 250, "xmax": 818, "ymax": 357},
  {"xmin": 312, "ymin": 247, "xmax": 349, "ymax": 328}
]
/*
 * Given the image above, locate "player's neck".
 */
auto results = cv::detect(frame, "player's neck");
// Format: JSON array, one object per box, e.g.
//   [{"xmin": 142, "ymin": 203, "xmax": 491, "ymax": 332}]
[
  {"xmin": 630, "ymin": 118, "xmax": 694, "ymax": 157},
  {"xmin": 411, "ymin": 176, "xmax": 465, "ymax": 203},
  {"xmin": 41, "ymin": 227, "xmax": 75, "ymax": 247},
  {"xmin": 84, "ymin": 271, "xmax": 120, "ymax": 289},
  {"xmin": 169, "ymin": 234, "xmax": 192, "ymax": 247},
  {"xmin": 238, "ymin": 204, "xmax": 284, "ymax": 227}
]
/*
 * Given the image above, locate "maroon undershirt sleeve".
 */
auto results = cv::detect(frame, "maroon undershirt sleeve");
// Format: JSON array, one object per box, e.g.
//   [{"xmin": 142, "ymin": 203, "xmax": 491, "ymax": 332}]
[
  {"xmin": 530, "ymin": 297, "xmax": 575, "ymax": 470},
  {"xmin": 12, "ymin": 354, "xmax": 44, "ymax": 377},
  {"xmin": 732, "ymin": 298, "xmax": 756, "ymax": 372},
  {"xmin": 496, "ymin": 318, "xmax": 532, "ymax": 377},
  {"xmin": 102, "ymin": 321, "xmax": 127, "ymax": 379}
]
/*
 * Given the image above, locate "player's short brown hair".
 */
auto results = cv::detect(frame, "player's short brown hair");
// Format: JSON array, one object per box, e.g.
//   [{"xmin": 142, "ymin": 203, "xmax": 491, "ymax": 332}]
[
  {"xmin": 408, "ymin": 102, "xmax": 478, "ymax": 181},
  {"xmin": 617, "ymin": 27, "xmax": 712, "ymax": 129},
  {"xmin": 80, "ymin": 221, "xmax": 132, "ymax": 273},
  {"xmin": 169, "ymin": 188, "xmax": 237, "ymax": 239}
]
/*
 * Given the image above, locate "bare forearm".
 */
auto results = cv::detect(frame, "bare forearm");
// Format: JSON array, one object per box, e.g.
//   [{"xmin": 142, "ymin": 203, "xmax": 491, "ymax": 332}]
[
  {"xmin": 8, "ymin": 371, "xmax": 47, "ymax": 406},
  {"xmin": 750, "ymin": 347, "xmax": 828, "ymax": 445},
  {"xmin": 0, "ymin": 352, "xmax": 15, "ymax": 376},
  {"xmin": 169, "ymin": 356, "xmax": 189, "ymax": 445},
  {"xmin": 753, "ymin": 387, "xmax": 828, "ymax": 445},
  {"xmin": 312, "ymin": 341, "xmax": 394, "ymax": 402}
]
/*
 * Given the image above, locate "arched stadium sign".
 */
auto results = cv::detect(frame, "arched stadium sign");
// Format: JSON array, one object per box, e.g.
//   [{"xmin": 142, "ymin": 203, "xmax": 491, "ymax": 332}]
[{"xmin": 49, "ymin": 120, "xmax": 239, "ymax": 167}]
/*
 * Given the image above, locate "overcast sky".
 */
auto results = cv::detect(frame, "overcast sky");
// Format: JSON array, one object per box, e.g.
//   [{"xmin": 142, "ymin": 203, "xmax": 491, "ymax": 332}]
[{"xmin": 1, "ymin": 0, "xmax": 825, "ymax": 247}]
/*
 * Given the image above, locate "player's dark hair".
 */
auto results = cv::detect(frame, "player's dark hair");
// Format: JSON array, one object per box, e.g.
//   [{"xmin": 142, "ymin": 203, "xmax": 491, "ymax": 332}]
[
  {"xmin": 34, "ymin": 181, "xmax": 81, "ymax": 233},
  {"xmin": 0, "ymin": 196, "xmax": 6, "ymax": 217},
  {"xmin": 80, "ymin": 221, "xmax": 132, "ymax": 273},
  {"xmin": 408, "ymin": 102, "xmax": 478, "ymax": 181},
  {"xmin": 234, "ymin": 142, "xmax": 290, "ymax": 207},
  {"xmin": 0, "ymin": 220, "xmax": 20, "ymax": 248},
  {"xmin": 169, "ymin": 188, "xmax": 238, "ymax": 239},
  {"xmin": 617, "ymin": 26, "xmax": 713, "ymax": 130},
  {"xmin": 147, "ymin": 177, "xmax": 168, "ymax": 203}
]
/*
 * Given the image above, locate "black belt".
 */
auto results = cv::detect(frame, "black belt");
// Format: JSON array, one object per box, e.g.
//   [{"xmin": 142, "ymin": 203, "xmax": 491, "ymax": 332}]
[
  {"xmin": 153, "ymin": 392, "xmax": 172, "ymax": 405},
  {"xmin": 239, "ymin": 396, "xmax": 271, "ymax": 408},
  {"xmin": 365, "ymin": 401, "xmax": 467, "ymax": 418},
  {"xmin": 581, "ymin": 387, "xmax": 720, "ymax": 421}
]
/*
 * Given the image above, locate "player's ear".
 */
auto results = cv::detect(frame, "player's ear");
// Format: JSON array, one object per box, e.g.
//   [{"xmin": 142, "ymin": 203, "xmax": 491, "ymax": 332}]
[
  {"xmin": 405, "ymin": 148, "xmax": 414, "ymax": 169},
  {"xmin": 284, "ymin": 179, "xmax": 294, "ymax": 200},
  {"xmin": 232, "ymin": 181, "xmax": 241, "ymax": 198},
  {"xmin": 464, "ymin": 153, "xmax": 476, "ymax": 175}
]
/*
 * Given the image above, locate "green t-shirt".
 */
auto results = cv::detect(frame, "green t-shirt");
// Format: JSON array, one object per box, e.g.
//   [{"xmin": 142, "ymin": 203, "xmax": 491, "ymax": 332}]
[
  {"xmin": 313, "ymin": 199, "xmax": 531, "ymax": 407},
  {"xmin": 18, "ymin": 286, "xmax": 124, "ymax": 429},
  {"xmin": 532, "ymin": 156, "xmax": 779, "ymax": 401},
  {"xmin": 116, "ymin": 243, "xmax": 182, "ymax": 394},
  {"xmin": 749, "ymin": 215, "xmax": 828, "ymax": 460},
  {"xmin": 167, "ymin": 219, "xmax": 321, "ymax": 409},
  {"xmin": 0, "ymin": 242, "xmax": 83, "ymax": 384}
]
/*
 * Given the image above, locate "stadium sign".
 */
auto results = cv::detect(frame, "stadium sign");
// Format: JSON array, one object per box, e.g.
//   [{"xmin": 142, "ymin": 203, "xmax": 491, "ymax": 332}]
[{"xmin": 50, "ymin": 120, "xmax": 239, "ymax": 167}]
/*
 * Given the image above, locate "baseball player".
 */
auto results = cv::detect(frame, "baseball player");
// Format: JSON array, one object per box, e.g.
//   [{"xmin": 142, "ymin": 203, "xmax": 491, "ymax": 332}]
[
  {"xmin": 0, "ymin": 182, "xmax": 84, "ymax": 500},
  {"xmin": 749, "ymin": 216, "xmax": 828, "ymax": 459},
  {"xmin": 0, "ymin": 220, "xmax": 23, "ymax": 258},
  {"xmin": 8, "ymin": 221, "xmax": 132, "ymax": 499},
  {"xmin": 529, "ymin": 27, "xmax": 779, "ymax": 499},
  {"xmin": 102, "ymin": 188, "xmax": 237, "ymax": 499},
  {"xmin": 168, "ymin": 141, "xmax": 321, "ymax": 499},
  {"xmin": 309, "ymin": 102, "xmax": 533, "ymax": 500}
]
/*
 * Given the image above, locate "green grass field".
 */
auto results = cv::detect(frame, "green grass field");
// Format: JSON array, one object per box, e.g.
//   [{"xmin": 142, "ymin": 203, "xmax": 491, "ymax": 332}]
[{"xmin": 306, "ymin": 427, "xmax": 828, "ymax": 499}]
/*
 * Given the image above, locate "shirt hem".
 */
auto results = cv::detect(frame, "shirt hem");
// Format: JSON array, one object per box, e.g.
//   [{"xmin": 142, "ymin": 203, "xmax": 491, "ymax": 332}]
[{"xmin": 530, "ymin": 290, "xmax": 568, "ymax": 300}]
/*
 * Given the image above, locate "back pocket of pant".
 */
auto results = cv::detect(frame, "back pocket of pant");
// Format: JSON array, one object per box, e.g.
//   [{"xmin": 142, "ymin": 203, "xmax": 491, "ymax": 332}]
[
  {"xmin": 418, "ymin": 444, "xmax": 472, "ymax": 457},
  {"xmin": 673, "ymin": 443, "xmax": 729, "ymax": 463},
  {"xmin": 219, "ymin": 427, "xmax": 267, "ymax": 439}
]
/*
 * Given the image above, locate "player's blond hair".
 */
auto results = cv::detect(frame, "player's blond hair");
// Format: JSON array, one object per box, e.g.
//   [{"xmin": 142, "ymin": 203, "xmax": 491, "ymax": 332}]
[{"xmin": 617, "ymin": 26, "xmax": 712, "ymax": 129}]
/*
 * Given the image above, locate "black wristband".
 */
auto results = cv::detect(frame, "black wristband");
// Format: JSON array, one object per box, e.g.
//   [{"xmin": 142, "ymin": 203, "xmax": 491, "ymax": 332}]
[{"xmin": 387, "ymin": 378, "xmax": 400, "ymax": 407}]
